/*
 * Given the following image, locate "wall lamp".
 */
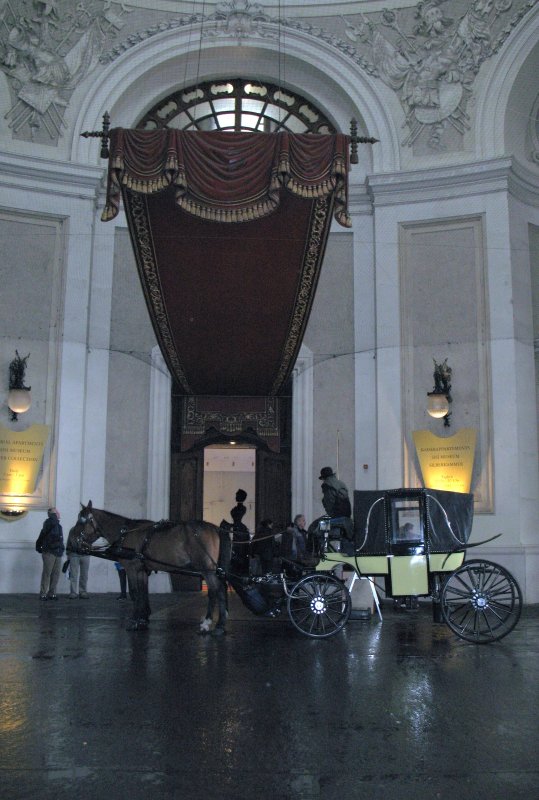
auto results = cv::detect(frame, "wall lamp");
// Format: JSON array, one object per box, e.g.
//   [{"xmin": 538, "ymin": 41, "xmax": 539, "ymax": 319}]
[
  {"xmin": 427, "ymin": 358, "xmax": 452, "ymax": 427},
  {"xmin": 8, "ymin": 351, "xmax": 31, "ymax": 421}
]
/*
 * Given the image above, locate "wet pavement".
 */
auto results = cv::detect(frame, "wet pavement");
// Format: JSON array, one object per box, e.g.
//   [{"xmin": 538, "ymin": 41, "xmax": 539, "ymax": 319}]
[{"xmin": 0, "ymin": 591, "xmax": 538, "ymax": 800}]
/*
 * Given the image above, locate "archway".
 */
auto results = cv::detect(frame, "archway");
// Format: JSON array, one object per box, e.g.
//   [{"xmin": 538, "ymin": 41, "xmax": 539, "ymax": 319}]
[{"xmin": 170, "ymin": 421, "xmax": 291, "ymax": 533}]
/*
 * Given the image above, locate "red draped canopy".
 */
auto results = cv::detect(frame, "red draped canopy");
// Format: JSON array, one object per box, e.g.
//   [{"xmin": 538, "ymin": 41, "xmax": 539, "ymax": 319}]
[{"xmin": 102, "ymin": 129, "xmax": 351, "ymax": 398}]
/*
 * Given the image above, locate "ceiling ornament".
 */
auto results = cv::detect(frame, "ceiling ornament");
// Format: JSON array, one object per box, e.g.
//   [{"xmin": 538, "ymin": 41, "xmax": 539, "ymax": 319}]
[
  {"xmin": 101, "ymin": 0, "xmax": 535, "ymax": 153},
  {"xmin": 341, "ymin": 0, "xmax": 530, "ymax": 150},
  {"xmin": 0, "ymin": 0, "xmax": 132, "ymax": 143},
  {"xmin": 1, "ymin": 1, "xmax": 534, "ymax": 149}
]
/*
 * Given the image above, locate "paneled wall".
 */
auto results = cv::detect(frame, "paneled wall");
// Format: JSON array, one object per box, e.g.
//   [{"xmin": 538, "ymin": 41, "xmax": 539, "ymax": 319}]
[{"xmin": 399, "ymin": 216, "xmax": 492, "ymax": 511}]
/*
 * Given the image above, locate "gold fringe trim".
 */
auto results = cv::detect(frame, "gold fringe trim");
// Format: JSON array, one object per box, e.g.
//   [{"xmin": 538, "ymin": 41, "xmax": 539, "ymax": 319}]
[
  {"xmin": 103, "ymin": 153, "xmax": 350, "ymax": 227},
  {"xmin": 176, "ymin": 194, "xmax": 280, "ymax": 223}
]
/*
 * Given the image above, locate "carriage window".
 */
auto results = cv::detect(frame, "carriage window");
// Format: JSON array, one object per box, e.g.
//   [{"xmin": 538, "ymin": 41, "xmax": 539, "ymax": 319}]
[{"xmin": 389, "ymin": 499, "xmax": 424, "ymax": 545}]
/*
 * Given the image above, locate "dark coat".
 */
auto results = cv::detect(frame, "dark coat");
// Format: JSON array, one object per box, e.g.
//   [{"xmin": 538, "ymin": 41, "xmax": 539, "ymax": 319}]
[
  {"xmin": 39, "ymin": 515, "xmax": 64, "ymax": 557},
  {"xmin": 321, "ymin": 474, "xmax": 352, "ymax": 518}
]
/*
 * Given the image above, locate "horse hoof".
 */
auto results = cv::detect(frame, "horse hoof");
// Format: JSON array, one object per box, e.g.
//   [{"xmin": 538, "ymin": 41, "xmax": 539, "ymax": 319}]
[
  {"xmin": 212, "ymin": 626, "xmax": 226, "ymax": 637},
  {"xmin": 199, "ymin": 618, "xmax": 212, "ymax": 634}
]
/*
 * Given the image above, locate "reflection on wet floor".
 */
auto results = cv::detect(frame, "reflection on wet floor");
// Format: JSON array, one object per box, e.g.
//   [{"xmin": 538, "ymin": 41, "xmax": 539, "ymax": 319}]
[{"xmin": 0, "ymin": 593, "xmax": 538, "ymax": 800}]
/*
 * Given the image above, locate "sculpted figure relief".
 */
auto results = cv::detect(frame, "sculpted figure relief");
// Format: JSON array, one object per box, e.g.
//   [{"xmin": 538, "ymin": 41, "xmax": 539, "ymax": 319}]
[
  {"xmin": 0, "ymin": 0, "xmax": 532, "ymax": 149},
  {"xmin": 0, "ymin": 0, "xmax": 131, "ymax": 142},
  {"xmin": 342, "ymin": 0, "xmax": 520, "ymax": 149}
]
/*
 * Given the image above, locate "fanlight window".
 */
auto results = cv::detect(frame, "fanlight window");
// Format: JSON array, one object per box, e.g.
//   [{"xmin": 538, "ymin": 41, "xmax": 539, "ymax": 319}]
[{"xmin": 138, "ymin": 79, "xmax": 335, "ymax": 134}]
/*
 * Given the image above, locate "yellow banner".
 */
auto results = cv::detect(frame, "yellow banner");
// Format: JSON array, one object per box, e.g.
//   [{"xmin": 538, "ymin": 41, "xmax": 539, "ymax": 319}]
[
  {"xmin": 412, "ymin": 428, "xmax": 476, "ymax": 494},
  {"xmin": 0, "ymin": 424, "xmax": 50, "ymax": 496}
]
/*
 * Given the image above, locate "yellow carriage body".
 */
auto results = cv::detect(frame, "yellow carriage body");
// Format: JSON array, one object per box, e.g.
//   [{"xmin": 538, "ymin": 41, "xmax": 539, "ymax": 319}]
[
  {"xmin": 314, "ymin": 488, "xmax": 473, "ymax": 600},
  {"xmin": 316, "ymin": 551, "xmax": 466, "ymax": 597}
]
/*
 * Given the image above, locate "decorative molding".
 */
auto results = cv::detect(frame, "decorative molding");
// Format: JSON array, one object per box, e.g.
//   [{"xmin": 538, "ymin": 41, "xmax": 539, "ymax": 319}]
[
  {"xmin": 270, "ymin": 197, "xmax": 333, "ymax": 394},
  {"xmin": 3, "ymin": 1, "xmax": 532, "ymax": 150},
  {"xmin": 340, "ymin": 0, "xmax": 534, "ymax": 151},
  {"xmin": 182, "ymin": 396, "xmax": 279, "ymax": 438},
  {"xmin": 96, "ymin": 0, "xmax": 535, "ymax": 153},
  {"xmin": 0, "ymin": 152, "xmax": 104, "ymax": 201},
  {"xmin": 0, "ymin": 1, "xmax": 133, "ymax": 144},
  {"xmin": 529, "ymin": 92, "xmax": 539, "ymax": 166},
  {"xmin": 124, "ymin": 192, "xmax": 192, "ymax": 393},
  {"xmin": 368, "ymin": 156, "xmax": 539, "ymax": 208}
]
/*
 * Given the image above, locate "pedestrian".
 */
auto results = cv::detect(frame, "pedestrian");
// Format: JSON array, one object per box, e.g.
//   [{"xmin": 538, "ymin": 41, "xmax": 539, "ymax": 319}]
[
  {"xmin": 36, "ymin": 507, "xmax": 65, "ymax": 600},
  {"xmin": 65, "ymin": 524, "xmax": 90, "ymax": 599}
]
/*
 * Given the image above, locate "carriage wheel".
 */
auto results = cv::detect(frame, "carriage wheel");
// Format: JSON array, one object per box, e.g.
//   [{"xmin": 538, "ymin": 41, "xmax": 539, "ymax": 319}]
[
  {"xmin": 441, "ymin": 559, "xmax": 522, "ymax": 644},
  {"xmin": 287, "ymin": 573, "xmax": 351, "ymax": 639}
]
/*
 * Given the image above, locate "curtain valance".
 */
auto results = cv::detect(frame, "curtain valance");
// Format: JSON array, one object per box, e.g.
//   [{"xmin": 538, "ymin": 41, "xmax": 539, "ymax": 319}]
[{"xmin": 102, "ymin": 129, "xmax": 351, "ymax": 227}]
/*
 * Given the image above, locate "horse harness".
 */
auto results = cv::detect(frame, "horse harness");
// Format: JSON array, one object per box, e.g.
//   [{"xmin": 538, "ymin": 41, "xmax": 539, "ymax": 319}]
[{"xmin": 78, "ymin": 513, "xmax": 226, "ymax": 578}]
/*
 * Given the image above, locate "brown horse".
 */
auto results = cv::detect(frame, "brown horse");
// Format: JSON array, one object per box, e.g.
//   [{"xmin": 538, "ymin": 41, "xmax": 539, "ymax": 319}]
[{"xmin": 76, "ymin": 501, "xmax": 230, "ymax": 634}]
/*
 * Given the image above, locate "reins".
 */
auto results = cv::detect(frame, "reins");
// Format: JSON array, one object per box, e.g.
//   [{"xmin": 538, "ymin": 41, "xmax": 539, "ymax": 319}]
[{"xmin": 80, "ymin": 515, "xmax": 225, "ymax": 576}]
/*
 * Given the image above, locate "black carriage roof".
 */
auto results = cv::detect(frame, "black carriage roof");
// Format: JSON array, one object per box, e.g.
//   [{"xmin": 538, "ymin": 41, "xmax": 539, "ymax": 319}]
[{"xmin": 353, "ymin": 488, "xmax": 474, "ymax": 555}]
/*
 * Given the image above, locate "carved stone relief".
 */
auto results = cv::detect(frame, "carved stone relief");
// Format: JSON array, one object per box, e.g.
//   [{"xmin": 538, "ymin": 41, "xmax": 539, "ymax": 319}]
[
  {"xmin": 0, "ymin": 0, "xmax": 133, "ymax": 143},
  {"xmin": 0, "ymin": 0, "xmax": 535, "ymax": 150},
  {"xmin": 530, "ymin": 93, "xmax": 539, "ymax": 165}
]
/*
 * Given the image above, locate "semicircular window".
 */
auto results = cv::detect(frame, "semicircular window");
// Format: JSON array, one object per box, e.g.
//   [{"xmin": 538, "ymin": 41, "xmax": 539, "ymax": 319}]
[{"xmin": 138, "ymin": 79, "xmax": 335, "ymax": 134}]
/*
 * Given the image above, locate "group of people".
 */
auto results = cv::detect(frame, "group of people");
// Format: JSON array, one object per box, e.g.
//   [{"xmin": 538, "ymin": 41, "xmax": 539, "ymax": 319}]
[
  {"xmin": 36, "ymin": 507, "xmax": 125, "ymax": 600},
  {"xmin": 230, "ymin": 465, "xmax": 353, "ymax": 575},
  {"xmin": 36, "ymin": 466, "xmax": 353, "ymax": 596}
]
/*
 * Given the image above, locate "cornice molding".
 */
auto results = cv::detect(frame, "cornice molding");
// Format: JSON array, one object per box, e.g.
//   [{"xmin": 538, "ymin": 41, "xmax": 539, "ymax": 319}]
[
  {"xmin": 367, "ymin": 157, "xmax": 539, "ymax": 208},
  {"xmin": 0, "ymin": 151, "xmax": 104, "ymax": 201}
]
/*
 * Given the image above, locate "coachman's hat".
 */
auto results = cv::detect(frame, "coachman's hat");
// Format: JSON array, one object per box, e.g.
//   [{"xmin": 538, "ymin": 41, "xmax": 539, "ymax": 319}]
[{"xmin": 318, "ymin": 466, "xmax": 335, "ymax": 480}]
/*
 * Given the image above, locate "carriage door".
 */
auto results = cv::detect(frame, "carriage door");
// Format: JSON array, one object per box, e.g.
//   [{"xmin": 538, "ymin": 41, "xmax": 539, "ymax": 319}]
[
  {"xmin": 388, "ymin": 494, "xmax": 429, "ymax": 596},
  {"xmin": 256, "ymin": 450, "xmax": 291, "ymax": 531}
]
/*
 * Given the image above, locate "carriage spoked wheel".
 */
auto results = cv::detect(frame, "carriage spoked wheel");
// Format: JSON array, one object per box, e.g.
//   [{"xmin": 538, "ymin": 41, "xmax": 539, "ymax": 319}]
[
  {"xmin": 441, "ymin": 559, "xmax": 522, "ymax": 643},
  {"xmin": 287, "ymin": 573, "xmax": 351, "ymax": 638}
]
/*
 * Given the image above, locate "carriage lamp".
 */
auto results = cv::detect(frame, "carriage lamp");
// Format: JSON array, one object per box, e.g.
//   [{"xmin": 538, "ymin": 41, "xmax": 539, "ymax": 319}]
[
  {"xmin": 427, "ymin": 358, "xmax": 452, "ymax": 427},
  {"xmin": 7, "ymin": 351, "xmax": 31, "ymax": 421}
]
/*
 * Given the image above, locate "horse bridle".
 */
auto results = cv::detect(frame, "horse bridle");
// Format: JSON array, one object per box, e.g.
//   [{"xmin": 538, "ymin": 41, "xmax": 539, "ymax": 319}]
[{"xmin": 74, "ymin": 512, "xmax": 101, "ymax": 553}]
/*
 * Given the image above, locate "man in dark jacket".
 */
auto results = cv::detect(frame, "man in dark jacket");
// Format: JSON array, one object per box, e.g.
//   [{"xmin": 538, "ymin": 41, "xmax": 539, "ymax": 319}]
[
  {"xmin": 37, "ymin": 507, "xmax": 65, "ymax": 600},
  {"xmin": 319, "ymin": 467, "xmax": 354, "ymax": 540}
]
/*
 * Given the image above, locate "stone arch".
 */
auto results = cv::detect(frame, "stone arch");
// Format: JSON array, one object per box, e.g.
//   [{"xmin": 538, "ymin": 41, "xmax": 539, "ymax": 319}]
[
  {"xmin": 69, "ymin": 24, "xmax": 400, "ymax": 173},
  {"xmin": 474, "ymin": 4, "xmax": 539, "ymax": 163}
]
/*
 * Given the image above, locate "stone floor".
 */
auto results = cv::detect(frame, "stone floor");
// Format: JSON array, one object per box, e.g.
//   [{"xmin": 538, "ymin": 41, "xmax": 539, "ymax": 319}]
[{"xmin": 0, "ymin": 591, "xmax": 538, "ymax": 800}]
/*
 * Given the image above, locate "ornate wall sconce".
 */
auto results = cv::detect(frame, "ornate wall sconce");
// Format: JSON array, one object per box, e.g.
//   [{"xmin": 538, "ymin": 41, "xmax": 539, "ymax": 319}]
[
  {"xmin": 7, "ymin": 351, "xmax": 31, "ymax": 421},
  {"xmin": 427, "ymin": 358, "xmax": 452, "ymax": 427}
]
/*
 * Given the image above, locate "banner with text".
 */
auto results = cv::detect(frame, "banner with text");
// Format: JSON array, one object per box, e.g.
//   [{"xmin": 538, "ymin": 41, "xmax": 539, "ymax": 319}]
[
  {"xmin": 412, "ymin": 428, "xmax": 476, "ymax": 494},
  {"xmin": 0, "ymin": 424, "xmax": 50, "ymax": 497}
]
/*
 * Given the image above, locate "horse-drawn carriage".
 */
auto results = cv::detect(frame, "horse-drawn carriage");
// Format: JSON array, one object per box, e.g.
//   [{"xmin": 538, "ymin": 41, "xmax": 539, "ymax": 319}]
[{"xmin": 75, "ymin": 488, "xmax": 522, "ymax": 644}]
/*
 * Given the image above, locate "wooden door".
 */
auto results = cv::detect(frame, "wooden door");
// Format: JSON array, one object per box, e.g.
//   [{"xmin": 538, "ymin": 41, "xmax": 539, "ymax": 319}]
[
  {"xmin": 170, "ymin": 450, "xmax": 203, "ymax": 521},
  {"xmin": 256, "ymin": 450, "xmax": 291, "ymax": 530},
  {"xmin": 169, "ymin": 450, "xmax": 203, "ymax": 590}
]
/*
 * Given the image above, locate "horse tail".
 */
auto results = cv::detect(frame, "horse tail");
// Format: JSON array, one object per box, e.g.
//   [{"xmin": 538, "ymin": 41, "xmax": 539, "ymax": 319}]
[{"xmin": 218, "ymin": 526, "xmax": 232, "ymax": 573}]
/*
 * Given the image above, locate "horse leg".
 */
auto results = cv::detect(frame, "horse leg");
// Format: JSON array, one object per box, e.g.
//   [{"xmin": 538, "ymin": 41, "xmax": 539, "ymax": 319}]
[
  {"xmin": 205, "ymin": 572, "xmax": 227, "ymax": 637},
  {"xmin": 126, "ymin": 565, "xmax": 150, "ymax": 631},
  {"xmin": 199, "ymin": 572, "xmax": 217, "ymax": 634}
]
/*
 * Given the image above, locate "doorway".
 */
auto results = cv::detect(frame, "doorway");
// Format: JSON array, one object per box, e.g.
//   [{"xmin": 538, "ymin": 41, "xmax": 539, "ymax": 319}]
[{"xmin": 203, "ymin": 446, "xmax": 256, "ymax": 530}]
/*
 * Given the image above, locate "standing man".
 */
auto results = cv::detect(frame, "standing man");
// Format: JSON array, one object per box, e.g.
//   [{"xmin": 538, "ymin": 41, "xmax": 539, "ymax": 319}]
[
  {"xmin": 318, "ymin": 467, "xmax": 354, "ymax": 540},
  {"xmin": 66, "ymin": 524, "xmax": 90, "ymax": 599},
  {"xmin": 37, "ymin": 507, "xmax": 65, "ymax": 600}
]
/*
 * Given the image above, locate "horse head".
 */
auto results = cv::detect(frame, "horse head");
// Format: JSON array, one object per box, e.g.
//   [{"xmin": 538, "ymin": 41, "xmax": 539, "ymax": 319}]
[{"xmin": 76, "ymin": 500, "xmax": 101, "ymax": 549}]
